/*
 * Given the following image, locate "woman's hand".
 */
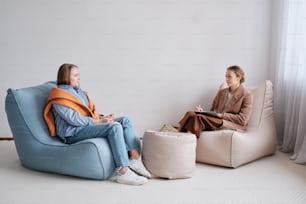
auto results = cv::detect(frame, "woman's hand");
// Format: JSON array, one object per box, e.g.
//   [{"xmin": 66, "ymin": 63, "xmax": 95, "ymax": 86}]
[
  {"xmin": 94, "ymin": 113, "xmax": 115, "ymax": 124},
  {"xmin": 195, "ymin": 105, "xmax": 203, "ymax": 112},
  {"xmin": 217, "ymin": 113, "xmax": 223, "ymax": 118},
  {"xmin": 103, "ymin": 113, "xmax": 115, "ymax": 123}
]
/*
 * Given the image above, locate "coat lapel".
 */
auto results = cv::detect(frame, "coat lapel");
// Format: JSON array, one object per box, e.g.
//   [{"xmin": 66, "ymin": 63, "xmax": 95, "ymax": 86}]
[{"xmin": 224, "ymin": 86, "xmax": 244, "ymax": 112}]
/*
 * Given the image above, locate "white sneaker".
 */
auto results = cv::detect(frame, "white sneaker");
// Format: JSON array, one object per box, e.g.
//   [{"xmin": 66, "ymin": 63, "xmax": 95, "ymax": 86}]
[
  {"xmin": 110, "ymin": 168, "xmax": 148, "ymax": 185},
  {"xmin": 130, "ymin": 158, "xmax": 152, "ymax": 178}
]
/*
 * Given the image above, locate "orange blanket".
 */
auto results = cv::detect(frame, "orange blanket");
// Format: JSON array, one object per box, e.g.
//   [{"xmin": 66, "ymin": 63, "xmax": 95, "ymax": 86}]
[{"xmin": 44, "ymin": 88, "xmax": 99, "ymax": 136}]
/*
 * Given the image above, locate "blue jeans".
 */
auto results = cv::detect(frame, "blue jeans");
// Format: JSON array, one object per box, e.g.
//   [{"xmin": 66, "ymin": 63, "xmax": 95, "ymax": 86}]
[{"xmin": 65, "ymin": 117, "xmax": 140, "ymax": 168}]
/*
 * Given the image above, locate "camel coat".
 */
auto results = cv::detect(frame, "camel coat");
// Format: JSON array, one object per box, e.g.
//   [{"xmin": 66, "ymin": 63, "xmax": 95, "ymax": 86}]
[{"xmin": 211, "ymin": 85, "xmax": 253, "ymax": 131}]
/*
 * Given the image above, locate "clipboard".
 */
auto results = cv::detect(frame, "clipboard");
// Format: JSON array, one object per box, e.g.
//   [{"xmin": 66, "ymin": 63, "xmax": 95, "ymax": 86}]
[{"xmin": 195, "ymin": 111, "xmax": 222, "ymax": 118}]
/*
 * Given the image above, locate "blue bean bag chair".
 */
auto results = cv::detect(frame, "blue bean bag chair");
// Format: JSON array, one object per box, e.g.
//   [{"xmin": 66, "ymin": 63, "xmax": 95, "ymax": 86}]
[{"xmin": 5, "ymin": 81, "xmax": 115, "ymax": 179}]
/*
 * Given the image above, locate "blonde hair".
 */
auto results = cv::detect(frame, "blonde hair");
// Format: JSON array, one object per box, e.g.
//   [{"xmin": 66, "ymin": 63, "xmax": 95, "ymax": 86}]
[{"xmin": 227, "ymin": 65, "xmax": 245, "ymax": 83}]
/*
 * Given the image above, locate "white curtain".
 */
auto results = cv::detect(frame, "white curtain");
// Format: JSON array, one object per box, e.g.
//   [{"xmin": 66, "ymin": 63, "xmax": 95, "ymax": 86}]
[{"xmin": 271, "ymin": 0, "xmax": 306, "ymax": 164}]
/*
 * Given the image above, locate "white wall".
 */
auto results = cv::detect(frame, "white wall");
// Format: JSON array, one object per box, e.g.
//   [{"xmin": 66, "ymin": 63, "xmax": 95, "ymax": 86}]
[{"xmin": 0, "ymin": 0, "xmax": 272, "ymax": 137}]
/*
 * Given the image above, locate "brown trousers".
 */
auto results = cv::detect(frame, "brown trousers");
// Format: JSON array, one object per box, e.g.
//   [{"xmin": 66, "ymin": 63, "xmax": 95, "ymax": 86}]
[{"xmin": 178, "ymin": 111, "xmax": 223, "ymax": 138}]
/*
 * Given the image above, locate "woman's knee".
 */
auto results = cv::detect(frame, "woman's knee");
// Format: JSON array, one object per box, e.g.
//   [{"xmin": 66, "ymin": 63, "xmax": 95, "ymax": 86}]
[
  {"xmin": 110, "ymin": 121, "xmax": 121, "ymax": 129},
  {"xmin": 109, "ymin": 122, "xmax": 123, "ymax": 134},
  {"xmin": 117, "ymin": 116, "xmax": 132, "ymax": 126},
  {"xmin": 187, "ymin": 111, "xmax": 196, "ymax": 116}
]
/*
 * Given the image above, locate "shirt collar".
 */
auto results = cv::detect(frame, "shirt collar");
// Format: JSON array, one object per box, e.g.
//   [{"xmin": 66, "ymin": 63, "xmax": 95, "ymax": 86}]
[{"xmin": 58, "ymin": 84, "xmax": 81, "ymax": 93}]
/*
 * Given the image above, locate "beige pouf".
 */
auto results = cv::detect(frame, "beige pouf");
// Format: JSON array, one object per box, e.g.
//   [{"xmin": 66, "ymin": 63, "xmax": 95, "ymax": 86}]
[{"xmin": 142, "ymin": 130, "xmax": 197, "ymax": 179}]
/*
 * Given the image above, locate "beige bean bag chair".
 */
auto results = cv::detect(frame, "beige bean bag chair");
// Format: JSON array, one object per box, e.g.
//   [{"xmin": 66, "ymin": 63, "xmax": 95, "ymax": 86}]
[
  {"xmin": 142, "ymin": 131, "xmax": 197, "ymax": 179},
  {"xmin": 196, "ymin": 80, "xmax": 277, "ymax": 168}
]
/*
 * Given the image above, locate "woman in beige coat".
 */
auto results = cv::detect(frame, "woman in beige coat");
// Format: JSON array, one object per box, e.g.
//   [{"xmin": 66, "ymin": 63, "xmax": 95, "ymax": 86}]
[{"xmin": 178, "ymin": 65, "xmax": 253, "ymax": 137}]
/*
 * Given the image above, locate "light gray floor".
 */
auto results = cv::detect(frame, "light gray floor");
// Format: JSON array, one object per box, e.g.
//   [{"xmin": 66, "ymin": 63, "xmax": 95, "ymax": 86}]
[{"xmin": 1, "ymin": 141, "xmax": 306, "ymax": 204}]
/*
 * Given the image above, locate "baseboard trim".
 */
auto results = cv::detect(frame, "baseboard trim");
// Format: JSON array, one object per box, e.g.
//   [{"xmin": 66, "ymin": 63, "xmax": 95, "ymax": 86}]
[{"xmin": 0, "ymin": 137, "xmax": 14, "ymax": 141}]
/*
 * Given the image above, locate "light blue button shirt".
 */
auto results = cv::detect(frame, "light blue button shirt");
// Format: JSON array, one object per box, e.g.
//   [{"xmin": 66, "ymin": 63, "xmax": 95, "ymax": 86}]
[{"xmin": 52, "ymin": 85, "xmax": 94, "ymax": 139}]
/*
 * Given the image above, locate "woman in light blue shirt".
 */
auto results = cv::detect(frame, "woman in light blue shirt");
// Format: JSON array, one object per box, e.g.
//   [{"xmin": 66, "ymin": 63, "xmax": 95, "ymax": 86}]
[{"xmin": 51, "ymin": 63, "xmax": 151, "ymax": 185}]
